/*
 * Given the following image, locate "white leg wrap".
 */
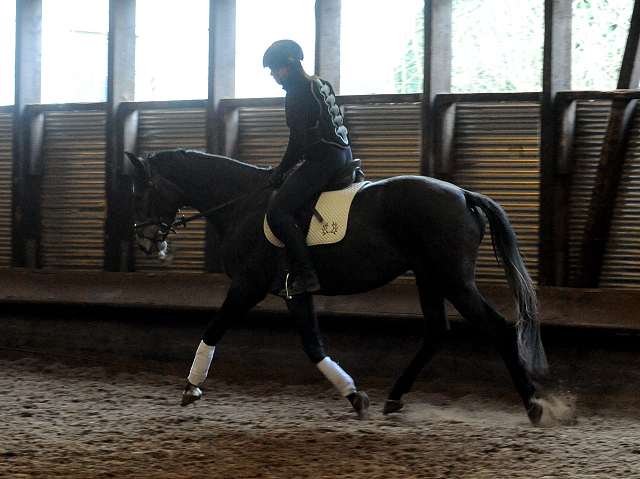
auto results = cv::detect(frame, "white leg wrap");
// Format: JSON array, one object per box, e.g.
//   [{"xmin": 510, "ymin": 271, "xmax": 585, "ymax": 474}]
[
  {"xmin": 316, "ymin": 357, "xmax": 357, "ymax": 397},
  {"xmin": 187, "ymin": 341, "xmax": 215, "ymax": 386}
]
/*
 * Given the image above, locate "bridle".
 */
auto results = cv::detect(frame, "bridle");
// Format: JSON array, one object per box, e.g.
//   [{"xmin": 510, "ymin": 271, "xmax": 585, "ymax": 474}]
[
  {"xmin": 134, "ymin": 191, "xmax": 262, "ymax": 242},
  {"xmin": 133, "ymin": 166, "xmax": 271, "ymax": 247}
]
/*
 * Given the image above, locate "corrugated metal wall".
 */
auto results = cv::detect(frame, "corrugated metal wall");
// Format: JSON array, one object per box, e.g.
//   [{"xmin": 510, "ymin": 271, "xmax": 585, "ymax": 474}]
[
  {"xmin": 134, "ymin": 108, "xmax": 209, "ymax": 273},
  {"xmin": 345, "ymin": 103, "xmax": 422, "ymax": 180},
  {"xmin": 604, "ymin": 106, "xmax": 640, "ymax": 288},
  {"xmin": 234, "ymin": 102, "xmax": 422, "ymax": 178},
  {"xmin": 568, "ymin": 100, "xmax": 610, "ymax": 286},
  {"xmin": 234, "ymin": 100, "xmax": 532, "ymax": 283},
  {"xmin": 235, "ymin": 106, "xmax": 288, "ymax": 167},
  {"xmin": 232, "ymin": 101, "xmax": 420, "ymax": 281},
  {"xmin": 451, "ymin": 102, "xmax": 541, "ymax": 283},
  {"xmin": 5, "ymin": 97, "xmax": 640, "ymax": 288},
  {"xmin": 0, "ymin": 112, "xmax": 12, "ymax": 267},
  {"xmin": 40, "ymin": 110, "xmax": 107, "ymax": 270},
  {"xmin": 569, "ymin": 100, "xmax": 640, "ymax": 289}
]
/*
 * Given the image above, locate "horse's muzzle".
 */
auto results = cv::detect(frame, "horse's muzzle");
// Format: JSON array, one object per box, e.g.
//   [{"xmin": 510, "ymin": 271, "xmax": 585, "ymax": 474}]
[{"xmin": 135, "ymin": 225, "xmax": 168, "ymax": 256}]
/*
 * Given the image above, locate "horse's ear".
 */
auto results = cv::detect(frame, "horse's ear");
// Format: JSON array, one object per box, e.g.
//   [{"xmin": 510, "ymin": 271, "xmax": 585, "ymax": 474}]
[{"xmin": 125, "ymin": 151, "xmax": 145, "ymax": 172}]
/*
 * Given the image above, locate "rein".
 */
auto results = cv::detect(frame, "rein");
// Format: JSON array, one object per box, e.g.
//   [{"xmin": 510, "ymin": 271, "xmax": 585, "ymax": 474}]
[{"xmin": 134, "ymin": 184, "xmax": 271, "ymax": 236}]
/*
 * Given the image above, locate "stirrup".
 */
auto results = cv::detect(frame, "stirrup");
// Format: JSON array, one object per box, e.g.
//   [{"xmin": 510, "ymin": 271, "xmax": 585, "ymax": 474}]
[
  {"xmin": 279, "ymin": 271, "xmax": 320, "ymax": 298},
  {"xmin": 180, "ymin": 382, "xmax": 202, "ymax": 406}
]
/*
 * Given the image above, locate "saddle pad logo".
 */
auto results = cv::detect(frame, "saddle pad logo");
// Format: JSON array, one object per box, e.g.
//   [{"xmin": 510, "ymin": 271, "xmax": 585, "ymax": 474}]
[{"xmin": 264, "ymin": 182, "xmax": 369, "ymax": 248}]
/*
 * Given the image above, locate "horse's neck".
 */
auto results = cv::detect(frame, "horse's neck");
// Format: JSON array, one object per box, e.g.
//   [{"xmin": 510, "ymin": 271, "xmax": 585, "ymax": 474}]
[
  {"xmin": 164, "ymin": 153, "xmax": 266, "ymax": 208},
  {"xmin": 160, "ymin": 153, "xmax": 268, "ymax": 235}
]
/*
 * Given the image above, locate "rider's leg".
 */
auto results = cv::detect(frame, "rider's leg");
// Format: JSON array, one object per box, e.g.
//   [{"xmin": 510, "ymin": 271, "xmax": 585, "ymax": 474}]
[
  {"xmin": 269, "ymin": 213, "xmax": 320, "ymax": 295},
  {"xmin": 267, "ymin": 161, "xmax": 323, "ymax": 295},
  {"xmin": 267, "ymin": 146, "xmax": 350, "ymax": 296}
]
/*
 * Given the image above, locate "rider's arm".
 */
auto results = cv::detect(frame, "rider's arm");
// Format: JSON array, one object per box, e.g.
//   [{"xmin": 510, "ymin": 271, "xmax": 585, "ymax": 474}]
[{"xmin": 276, "ymin": 87, "xmax": 311, "ymax": 173}]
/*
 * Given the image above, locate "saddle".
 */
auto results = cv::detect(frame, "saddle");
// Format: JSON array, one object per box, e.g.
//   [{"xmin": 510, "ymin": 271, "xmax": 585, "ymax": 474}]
[
  {"xmin": 299, "ymin": 159, "xmax": 365, "ymax": 230},
  {"xmin": 265, "ymin": 160, "xmax": 367, "ymax": 292},
  {"xmin": 323, "ymin": 159, "xmax": 365, "ymax": 192},
  {"xmin": 265, "ymin": 159, "xmax": 366, "ymax": 245}
]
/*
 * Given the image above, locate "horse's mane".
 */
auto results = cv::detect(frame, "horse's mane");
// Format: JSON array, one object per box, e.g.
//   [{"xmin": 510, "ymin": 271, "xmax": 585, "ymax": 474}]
[
  {"xmin": 146, "ymin": 149, "xmax": 270, "ymax": 204},
  {"xmin": 149, "ymin": 149, "xmax": 268, "ymax": 174},
  {"xmin": 148, "ymin": 149, "xmax": 268, "ymax": 183}
]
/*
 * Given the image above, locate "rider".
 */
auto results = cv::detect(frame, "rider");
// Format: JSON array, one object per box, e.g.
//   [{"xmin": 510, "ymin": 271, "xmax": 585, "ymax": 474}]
[{"xmin": 263, "ymin": 39, "xmax": 353, "ymax": 296}]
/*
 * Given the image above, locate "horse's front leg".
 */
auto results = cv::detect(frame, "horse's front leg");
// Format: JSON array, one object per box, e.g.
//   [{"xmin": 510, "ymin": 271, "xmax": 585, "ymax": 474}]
[
  {"xmin": 286, "ymin": 293, "xmax": 369, "ymax": 416},
  {"xmin": 181, "ymin": 283, "xmax": 267, "ymax": 406}
]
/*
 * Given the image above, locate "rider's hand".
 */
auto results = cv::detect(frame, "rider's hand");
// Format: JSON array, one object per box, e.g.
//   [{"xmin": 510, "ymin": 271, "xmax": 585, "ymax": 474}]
[{"xmin": 269, "ymin": 166, "xmax": 285, "ymax": 188}]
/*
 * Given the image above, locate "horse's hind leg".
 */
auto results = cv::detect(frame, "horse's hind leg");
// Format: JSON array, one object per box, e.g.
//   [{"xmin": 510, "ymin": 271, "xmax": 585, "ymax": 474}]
[
  {"xmin": 286, "ymin": 293, "xmax": 369, "ymax": 416},
  {"xmin": 384, "ymin": 285, "xmax": 449, "ymax": 415},
  {"xmin": 448, "ymin": 285, "xmax": 541, "ymax": 424}
]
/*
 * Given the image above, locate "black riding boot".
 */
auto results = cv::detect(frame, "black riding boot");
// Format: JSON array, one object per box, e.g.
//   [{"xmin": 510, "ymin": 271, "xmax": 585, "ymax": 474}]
[{"xmin": 280, "ymin": 225, "xmax": 320, "ymax": 296}]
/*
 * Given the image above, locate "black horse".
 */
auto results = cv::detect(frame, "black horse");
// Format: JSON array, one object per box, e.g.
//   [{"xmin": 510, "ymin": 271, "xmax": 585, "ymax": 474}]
[{"xmin": 125, "ymin": 149, "xmax": 548, "ymax": 424}]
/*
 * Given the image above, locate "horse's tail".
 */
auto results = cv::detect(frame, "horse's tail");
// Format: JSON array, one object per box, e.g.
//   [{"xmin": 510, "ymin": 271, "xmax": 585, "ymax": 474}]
[{"xmin": 464, "ymin": 190, "xmax": 548, "ymax": 376}]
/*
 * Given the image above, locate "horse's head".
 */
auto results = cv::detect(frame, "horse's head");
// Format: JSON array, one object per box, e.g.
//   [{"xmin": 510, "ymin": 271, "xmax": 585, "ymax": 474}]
[{"xmin": 125, "ymin": 151, "xmax": 185, "ymax": 258}]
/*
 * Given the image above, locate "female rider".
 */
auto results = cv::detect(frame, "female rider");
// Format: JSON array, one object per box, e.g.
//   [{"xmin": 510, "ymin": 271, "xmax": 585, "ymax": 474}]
[
  {"xmin": 263, "ymin": 39, "xmax": 353, "ymax": 296},
  {"xmin": 181, "ymin": 42, "xmax": 365, "ymax": 410}
]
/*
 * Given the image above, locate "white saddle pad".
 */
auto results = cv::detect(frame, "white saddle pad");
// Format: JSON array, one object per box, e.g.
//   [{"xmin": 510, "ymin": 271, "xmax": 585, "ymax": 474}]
[{"xmin": 264, "ymin": 182, "xmax": 369, "ymax": 248}]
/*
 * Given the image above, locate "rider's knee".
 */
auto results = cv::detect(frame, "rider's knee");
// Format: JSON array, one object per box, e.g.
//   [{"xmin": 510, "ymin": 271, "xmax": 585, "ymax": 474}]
[{"xmin": 266, "ymin": 202, "xmax": 288, "ymax": 229}]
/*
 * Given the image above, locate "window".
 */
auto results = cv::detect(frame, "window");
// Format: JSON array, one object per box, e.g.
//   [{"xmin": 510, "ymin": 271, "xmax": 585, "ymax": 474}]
[
  {"xmin": 235, "ymin": 0, "xmax": 315, "ymax": 98},
  {"xmin": 451, "ymin": 0, "xmax": 544, "ymax": 93},
  {"xmin": 341, "ymin": 0, "xmax": 424, "ymax": 95},
  {"xmin": 41, "ymin": 0, "xmax": 109, "ymax": 103},
  {"xmin": 0, "ymin": 2, "xmax": 15, "ymax": 106},
  {"xmin": 572, "ymin": 0, "xmax": 632, "ymax": 90},
  {"xmin": 135, "ymin": 0, "xmax": 209, "ymax": 101}
]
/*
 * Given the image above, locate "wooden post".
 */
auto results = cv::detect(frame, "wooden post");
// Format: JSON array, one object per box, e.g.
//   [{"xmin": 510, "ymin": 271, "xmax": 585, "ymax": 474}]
[
  {"xmin": 207, "ymin": 0, "xmax": 236, "ymax": 155},
  {"xmin": 205, "ymin": 0, "xmax": 236, "ymax": 273},
  {"xmin": 423, "ymin": 0, "xmax": 452, "ymax": 178},
  {"xmin": 13, "ymin": 0, "xmax": 42, "ymax": 268},
  {"xmin": 315, "ymin": 0, "xmax": 341, "ymax": 93},
  {"xmin": 538, "ymin": 0, "xmax": 572, "ymax": 286},
  {"xmin": 104, "ymin": 0, "xmax": 136, "ymax": 271}
]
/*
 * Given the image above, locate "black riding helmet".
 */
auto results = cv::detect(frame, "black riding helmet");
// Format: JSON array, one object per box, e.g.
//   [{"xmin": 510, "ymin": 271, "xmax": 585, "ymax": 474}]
[{"xmin": 263, "ymin": 40, "xmax": 304, "ymax": 69}]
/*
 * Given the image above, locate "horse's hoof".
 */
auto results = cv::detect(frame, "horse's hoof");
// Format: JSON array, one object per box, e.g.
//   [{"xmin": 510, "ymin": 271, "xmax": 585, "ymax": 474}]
[
  {"xmin": 383, "ymin": 398, "xmax": 406, "ymax": 415},
  {"xmin": 527, "ymin": 398, "xmax": 543, "ymax": 425},
  {"xmin": 180, "ymin": 383, "xmax": 202, "ymax": 407},
  {"xmin": 351, "ymin": 391, "xmax": 370, "ymax": 417}
]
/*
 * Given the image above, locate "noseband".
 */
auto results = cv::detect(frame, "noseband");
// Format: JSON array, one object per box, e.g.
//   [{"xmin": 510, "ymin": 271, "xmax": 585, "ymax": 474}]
[{"xmin": 133, "ymin": 166, "xmax": 184, "ymax": 247}]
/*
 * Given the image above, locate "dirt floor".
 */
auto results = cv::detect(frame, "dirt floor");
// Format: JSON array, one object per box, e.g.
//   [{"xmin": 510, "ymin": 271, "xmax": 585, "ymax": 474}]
[{"xmin": 1, "ymin": 309, "xmax": 640, "ymax": 478}]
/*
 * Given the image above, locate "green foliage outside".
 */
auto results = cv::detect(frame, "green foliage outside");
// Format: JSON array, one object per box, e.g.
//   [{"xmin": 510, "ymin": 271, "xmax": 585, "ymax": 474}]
[
  {"xmin": 393, "ymin": 0, "xmax": 633, "ymax": 94},
  {"xmin": 573, "ymin": 0, "xmax": 632, "ymax": 89}
]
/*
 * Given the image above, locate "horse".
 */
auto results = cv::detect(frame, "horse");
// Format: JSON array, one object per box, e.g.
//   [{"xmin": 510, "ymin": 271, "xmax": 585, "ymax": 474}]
[{"xmin": 125, "ymin": 148, "xmax": 548, "ymax": 424}]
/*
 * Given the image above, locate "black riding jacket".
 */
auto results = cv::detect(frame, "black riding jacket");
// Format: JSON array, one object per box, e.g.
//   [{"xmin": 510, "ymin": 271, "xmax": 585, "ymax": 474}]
[{"xmin": 277, "ymin": 70, "xmax": 350, "ymax": 174}]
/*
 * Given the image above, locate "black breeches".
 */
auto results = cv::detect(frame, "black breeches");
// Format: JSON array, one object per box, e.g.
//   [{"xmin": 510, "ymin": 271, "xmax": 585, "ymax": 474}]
[{"xmin": 267, "ymin": 145, "xmax": 352, "ymax": 241}]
